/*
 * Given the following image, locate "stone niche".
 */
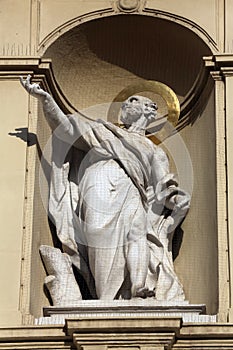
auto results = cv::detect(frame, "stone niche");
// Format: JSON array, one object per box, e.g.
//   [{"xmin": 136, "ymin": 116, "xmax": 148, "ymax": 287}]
[{"xmin": 28, "ymin": 13, "xmax": 217, "ymax": 318}]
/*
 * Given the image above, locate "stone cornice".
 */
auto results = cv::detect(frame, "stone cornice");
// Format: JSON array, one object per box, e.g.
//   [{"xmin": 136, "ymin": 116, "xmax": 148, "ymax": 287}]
[
  {"xmin": 0, "ymin": 56, "xmax": 215, "ymax": 132},
  {"xmin": 0, "ymin": 57, "xmax": 79, "ymax": 115},
  {"xmin": 66, "ymin": 318, "xmax": 233, "ymax": 349},
  {"xmin": 0, "ymin": 324, "xmax": 67, "ymax": 340},
  {"xmin": 210, "ymin": 71, "xmax": 223, "ymax": 81},
  {"xmin": 65, "ymin": 316, "xmax": 182, "ymax": 336},
  {"xmin": 205, "ymin": 55, "xmax": 233, "ymax": 79},
  {"xmin": 1, "ymin": 317, "xmax": 233, "ymax": 349},
  {"xmin": 214, "ymin": 54, "xmax": 233, "ymax": 67},
  {"xmin": 221, "ymin": 67, "xmax": 233, "ymax": 77}
]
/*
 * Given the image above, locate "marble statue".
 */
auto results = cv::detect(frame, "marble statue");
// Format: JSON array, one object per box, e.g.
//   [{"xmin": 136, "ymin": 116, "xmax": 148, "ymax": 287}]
[{"xmin": 20, "ymin": 75, "xmax": 190, "ymax": 304}]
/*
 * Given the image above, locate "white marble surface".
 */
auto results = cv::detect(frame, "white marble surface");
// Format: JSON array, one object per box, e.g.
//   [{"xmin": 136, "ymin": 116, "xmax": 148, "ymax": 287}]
[
  {"xmin": 21, "ymin": 75, "xmax": 190, "ymax": 303},
  {"xmin": 35, "ymin": 301, "xmax": 216, "ymax": 325}
]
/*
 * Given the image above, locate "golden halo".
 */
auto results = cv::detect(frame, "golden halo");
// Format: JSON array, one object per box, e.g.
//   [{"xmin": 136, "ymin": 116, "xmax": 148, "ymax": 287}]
[{"xmin": 107, "ymin": 80, "xmax": 180, "ymax": 144}]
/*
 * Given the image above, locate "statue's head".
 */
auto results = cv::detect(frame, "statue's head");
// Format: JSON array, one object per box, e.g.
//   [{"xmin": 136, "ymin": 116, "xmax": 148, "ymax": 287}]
[{"xmin": 120, "ymin": 95, "xmax": 158, "ymax": 127}]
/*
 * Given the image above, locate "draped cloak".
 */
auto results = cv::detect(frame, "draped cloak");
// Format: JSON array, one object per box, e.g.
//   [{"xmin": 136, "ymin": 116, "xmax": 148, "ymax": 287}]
[{"xmin": 48, "ymin": 114, "xmax": 185, "ymax": 300}]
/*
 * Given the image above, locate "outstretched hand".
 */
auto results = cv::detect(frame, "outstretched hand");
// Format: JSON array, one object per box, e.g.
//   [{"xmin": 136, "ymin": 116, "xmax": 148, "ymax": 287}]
[
  {"xmin": 164, "ymin": 187, "xmax": 190, "ymax": 214},
  {"xmin": 20, "ymin": 74, "xmax": 48, "ymax": 100},
  {"xmin": 173, "ymin": 191, "xmax": 190, "ymax": 213}
]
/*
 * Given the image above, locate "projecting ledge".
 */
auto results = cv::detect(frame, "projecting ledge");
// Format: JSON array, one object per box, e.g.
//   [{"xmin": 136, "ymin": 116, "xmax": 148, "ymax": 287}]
[
  {"xmin": 65, "ymin": 316, "xmax": 182, "ymax": 336},
  {"xmin": 35, "ymin": 301, "xmax": 217, "ymax": 325},
  {"xmin": 43, "ymin": 300, "xmax": 206, "ymax": 317}
]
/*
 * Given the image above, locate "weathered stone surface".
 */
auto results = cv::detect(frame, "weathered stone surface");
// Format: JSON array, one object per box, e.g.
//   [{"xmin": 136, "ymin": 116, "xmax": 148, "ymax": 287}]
[
  {"xmin": 39, "ymin": 245, "xmax": 82, "ymax": 306},
  {"xmin": 20, "ymin": 75, "xmax": 190, "ymax": 305}
]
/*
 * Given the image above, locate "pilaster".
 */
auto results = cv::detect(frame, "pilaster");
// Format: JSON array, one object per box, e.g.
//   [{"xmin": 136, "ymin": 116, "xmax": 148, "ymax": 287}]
[
  {"xmin": 210, "ymin": 54, "xmax": 233, "ymax": 322},
  {"xmin": 209, "ymin": 69, "xmax": 229, "ymax": 322},
  {"xmin": 221, "ymin": 66, "xmax": 233, "ymax": 322}
]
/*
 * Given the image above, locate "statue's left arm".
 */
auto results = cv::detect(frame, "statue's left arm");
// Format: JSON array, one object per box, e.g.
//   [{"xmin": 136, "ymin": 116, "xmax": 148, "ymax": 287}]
[
  {"xmin": 149, "ymin": 146, "xmax": 189, "ymax": 301},
  {"xmin": 151, "ymin": 146, "xmax": 190, "ymax": 220}
]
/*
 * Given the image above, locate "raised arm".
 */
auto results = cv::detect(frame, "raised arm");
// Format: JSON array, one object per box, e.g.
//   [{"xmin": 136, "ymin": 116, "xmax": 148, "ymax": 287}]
[{"xmin": 20, "ymin": 75, "xmax": 73, "ymax": 134}]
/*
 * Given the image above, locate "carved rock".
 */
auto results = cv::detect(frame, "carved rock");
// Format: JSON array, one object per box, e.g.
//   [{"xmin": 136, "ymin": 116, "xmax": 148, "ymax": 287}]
[{"xmin": 39, "ymin": 245, "xmax": 82, "ymax": 306}]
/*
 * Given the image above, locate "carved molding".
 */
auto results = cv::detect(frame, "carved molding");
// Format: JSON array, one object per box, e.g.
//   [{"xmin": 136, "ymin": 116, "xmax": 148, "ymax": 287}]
[
  {"xmin": 207, "ymin": 55, "xmax": 233, "ymax": 78},
  {"xmin": 221, "ymin": 67, "xmax": 233, "ymax": 77},
  {"xmin": 178, "ymin": 53, "xmax": 233, "ymax": 130},
  {"xmin": 36, "ymin": 4, "xmax": 216, "ymax": 55},
  {"xmin": 2, "ymin": 319, "xmax": 233, "ymax": 349},
  {"xmin": 0, "ymin": 57, "xmax": 81, "ymax": 115},
  {"xmin": 143, "ymin": 8, "xmax": 217, "ymax": 52},
  {"xmin": 210, "ymin": 71, "xmax": 223, "ymax": 81},
  {"xmin": 115, "ymin": 0, "xmax": 145, "ymax": 12},
  {"xmin": 117, "ymin": 0, "xmax": 139, "ymax": 12},
  {"xmin": 38, "ymin": 8, "xmax": 114, "ymax": 54}
]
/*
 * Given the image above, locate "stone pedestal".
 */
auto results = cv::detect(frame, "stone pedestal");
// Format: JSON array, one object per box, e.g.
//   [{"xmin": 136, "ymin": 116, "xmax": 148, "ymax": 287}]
[
  {"xmin": 35, "ymin": 300, "xmax": 216, "ymax": 325},
  {"xmin": 66, "ymin": 317, "xmax": 182, "ymax": 350}
]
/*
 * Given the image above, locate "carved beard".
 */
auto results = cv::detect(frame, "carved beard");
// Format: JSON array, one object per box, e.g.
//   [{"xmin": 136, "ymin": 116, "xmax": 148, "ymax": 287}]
[
  {"xmin": 120, "ymin": 107, "xmax": 156, "ymax": 127},
  {"xmin": 120, "ymin": 107, "xmax": 142, "ymax": 126}
]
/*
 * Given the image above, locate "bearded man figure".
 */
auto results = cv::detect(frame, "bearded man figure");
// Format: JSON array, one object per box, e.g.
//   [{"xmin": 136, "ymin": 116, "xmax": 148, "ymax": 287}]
[{"xmin": 20, "ymin": 75, "xmax": 190, "ymax": 303}]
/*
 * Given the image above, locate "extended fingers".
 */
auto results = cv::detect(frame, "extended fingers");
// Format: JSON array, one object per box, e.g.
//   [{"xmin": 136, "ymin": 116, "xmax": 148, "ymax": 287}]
[
  {"xmin": 19, "ymin": 76, "xmax": 25, "ymax": 86},
  {"xmin": 175, "ymin": 196, "xmax": 190, "ymax": 211},
  {"xmin": 25, "ymin": 74, "xmax": 31, "ymax": 88},
  {"xmin": 20, "ymin": 74, "xmax": 32, "ymax": 91}
]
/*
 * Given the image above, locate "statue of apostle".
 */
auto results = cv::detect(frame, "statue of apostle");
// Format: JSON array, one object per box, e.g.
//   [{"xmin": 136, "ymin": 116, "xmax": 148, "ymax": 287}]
[{"xmin": 21, "ymin": 75, "xmax": 190, "ymax": 303}]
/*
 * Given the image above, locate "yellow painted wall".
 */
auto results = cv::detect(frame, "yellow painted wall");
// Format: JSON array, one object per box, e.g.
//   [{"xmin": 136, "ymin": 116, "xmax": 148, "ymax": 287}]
[{"xmin": 0, "ymin": 0, "xmax": 232, "ymax": 325}]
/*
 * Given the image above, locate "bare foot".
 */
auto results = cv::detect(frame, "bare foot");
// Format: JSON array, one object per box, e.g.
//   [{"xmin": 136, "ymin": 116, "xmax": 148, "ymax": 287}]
[{"xmin": 135, "ymin": 287, "xmax": 155, "ymax": 298}]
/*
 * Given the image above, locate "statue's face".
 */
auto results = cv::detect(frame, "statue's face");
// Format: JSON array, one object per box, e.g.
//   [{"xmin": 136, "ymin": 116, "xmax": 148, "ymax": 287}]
[{"xmin": 120, "ymin": 95, "xmax": 158, "ymax": 126}]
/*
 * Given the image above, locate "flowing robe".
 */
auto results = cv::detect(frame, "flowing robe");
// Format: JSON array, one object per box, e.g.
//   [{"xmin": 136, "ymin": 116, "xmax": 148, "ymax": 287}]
[{"xmin": 48, "ymin": 114, "xmax": 185, "ymax": 300}]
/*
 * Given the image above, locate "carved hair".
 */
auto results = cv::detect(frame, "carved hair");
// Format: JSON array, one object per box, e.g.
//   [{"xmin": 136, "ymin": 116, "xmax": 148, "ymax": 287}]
[{"xmin": 120, "ymin": 95, "xmax": 158, "ymax": 126}]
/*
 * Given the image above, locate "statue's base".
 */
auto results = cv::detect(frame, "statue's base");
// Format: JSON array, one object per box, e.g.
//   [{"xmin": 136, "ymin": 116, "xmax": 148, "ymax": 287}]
[{"xmin": 35, "ymin": 300, "xmax": 216, "ymax": 325}]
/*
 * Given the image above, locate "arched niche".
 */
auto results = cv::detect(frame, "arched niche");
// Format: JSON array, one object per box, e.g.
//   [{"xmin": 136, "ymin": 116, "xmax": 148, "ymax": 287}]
[
  {"xmin": 30, "ymin": 13, "xmax": 217, "ymax": 316},
  {"xmin": 43, "ymin": 14, "xmax": 212, "ymax": 111}
]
